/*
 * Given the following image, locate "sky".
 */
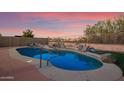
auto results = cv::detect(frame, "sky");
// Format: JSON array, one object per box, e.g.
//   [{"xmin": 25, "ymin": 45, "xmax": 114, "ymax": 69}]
[{"xmin": 0, "ymin": 12, "xmax": 124, "ymax": 38}]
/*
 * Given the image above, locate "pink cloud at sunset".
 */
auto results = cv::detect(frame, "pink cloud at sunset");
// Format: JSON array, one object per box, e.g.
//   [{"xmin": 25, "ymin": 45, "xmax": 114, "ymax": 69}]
[{"xmin": 0, "ymin": 12, "xmax": 124, "ymax": 38}]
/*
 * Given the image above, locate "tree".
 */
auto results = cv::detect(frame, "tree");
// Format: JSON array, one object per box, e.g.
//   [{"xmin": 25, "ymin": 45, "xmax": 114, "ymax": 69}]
[
  {"xmin": 75, "ymin": 37, "xmax": 87, "ymax": 44},
  {"xmin": 0, "ymin": 33, "xmax": 1, "ymax": 37},
  {"xmin": 115, "ymin": 15, "xmax": 124, "ymax": 32},
  {"xmin": 84, "ymin": 15, "xmax": 124, "ymax": 44},
  {"xmin": 22, "ymin": 29, "xmax": 34, "ymax": 38},
  {"xmin": 84, "ymin": 25, "xmax": 95, "ymax": 41},
  {"xmin": 52, "ymin": 38, "xmax": 64, "ymax": 48}
]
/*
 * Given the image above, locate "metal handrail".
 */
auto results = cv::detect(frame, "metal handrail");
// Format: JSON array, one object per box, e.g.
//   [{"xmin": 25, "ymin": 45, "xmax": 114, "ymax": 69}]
[{"xmin": 39, "ymin": 47, "xmax": 59, "ymax": 68}]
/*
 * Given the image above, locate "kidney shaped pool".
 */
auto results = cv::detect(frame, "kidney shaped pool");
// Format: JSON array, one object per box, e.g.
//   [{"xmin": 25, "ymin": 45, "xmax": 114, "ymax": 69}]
[{"xmin": 16, "ymin": 47, "xmax": 103, "ymax": 71}]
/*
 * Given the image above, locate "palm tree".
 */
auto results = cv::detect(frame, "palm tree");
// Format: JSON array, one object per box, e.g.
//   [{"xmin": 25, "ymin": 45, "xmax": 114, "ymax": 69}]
[{"xmin": 22, "ymin": 29, "xmax": 34, "ymax": 38}]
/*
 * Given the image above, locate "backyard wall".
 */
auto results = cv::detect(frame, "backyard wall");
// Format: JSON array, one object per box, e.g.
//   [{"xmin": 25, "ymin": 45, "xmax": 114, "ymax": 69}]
[
  {"xmin": 0, "ymin": 36, "xmax": 48, "ymax": 47},
  {"xmin": 88, "ymin": 43, "xmax": 124, "ymax": 52},
  {"xmin": 49, "ymin": 41, "xmax": 124, "ymax": 52}
]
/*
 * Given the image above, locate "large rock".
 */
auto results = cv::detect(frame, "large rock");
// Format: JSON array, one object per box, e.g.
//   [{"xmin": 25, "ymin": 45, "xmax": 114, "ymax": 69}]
[{"xmin": 101, "ymin": 53, "xmax": 116, "ymax": 63}]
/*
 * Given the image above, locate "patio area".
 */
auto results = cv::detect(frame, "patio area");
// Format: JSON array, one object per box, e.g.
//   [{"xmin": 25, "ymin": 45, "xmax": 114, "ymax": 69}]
[
  {"xmin": 0, "ymin": 47, "xmax": 50, "ymax": 81},
  {"xmin": 4, "ymin": 46, "xmax": 123, "ymax": 81}
]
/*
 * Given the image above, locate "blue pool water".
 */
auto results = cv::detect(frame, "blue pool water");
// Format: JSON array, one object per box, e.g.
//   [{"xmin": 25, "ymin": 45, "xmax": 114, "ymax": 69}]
[{"xmin": 16, "ymin": 47, "xmax": 103, "ymax": 71}]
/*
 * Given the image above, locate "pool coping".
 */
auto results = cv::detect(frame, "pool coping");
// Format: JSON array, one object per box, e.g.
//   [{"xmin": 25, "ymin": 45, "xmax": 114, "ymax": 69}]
[{"xmin": 9, "ymin": 46, "xmax": 123, "ymax": 81}]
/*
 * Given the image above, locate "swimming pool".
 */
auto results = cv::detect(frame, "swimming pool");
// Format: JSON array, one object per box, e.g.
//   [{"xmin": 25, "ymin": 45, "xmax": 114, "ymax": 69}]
[{"xmin": 16, "ymin": 47, "xmax": 103, "ymax": 71}]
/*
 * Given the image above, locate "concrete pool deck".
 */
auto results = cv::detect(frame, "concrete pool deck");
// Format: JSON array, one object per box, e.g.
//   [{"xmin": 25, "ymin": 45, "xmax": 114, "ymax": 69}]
[
  {"xmin": 0, "ymin": 47, "xmax": 50, "ymax": 81},
  {"xmin": 8, "ymin": 47, "xmax": 123, "ymax": 81}
]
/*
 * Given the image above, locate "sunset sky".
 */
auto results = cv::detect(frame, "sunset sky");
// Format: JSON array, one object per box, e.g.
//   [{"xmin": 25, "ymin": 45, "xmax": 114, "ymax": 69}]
[{"xmin": 0, "ymin": 12, "xmax": 124, "ymax": 38}]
